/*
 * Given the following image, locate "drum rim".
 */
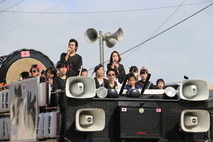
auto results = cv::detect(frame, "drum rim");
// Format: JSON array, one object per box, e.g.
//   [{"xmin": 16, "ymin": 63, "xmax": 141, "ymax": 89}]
[{"xmin": 0, "ymin": 48, "xmax": 55, "ymax": 84}]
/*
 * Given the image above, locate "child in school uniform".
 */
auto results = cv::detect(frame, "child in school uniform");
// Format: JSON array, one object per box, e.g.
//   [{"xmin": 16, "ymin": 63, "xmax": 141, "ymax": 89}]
[{"xmin": 125, "ymin": 73, "xmax": 142, "ymax": 90}]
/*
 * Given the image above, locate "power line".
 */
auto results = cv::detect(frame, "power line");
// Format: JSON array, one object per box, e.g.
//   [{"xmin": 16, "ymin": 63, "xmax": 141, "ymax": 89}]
[
  {"xmin": 0, "ymin": 0, "xmax": 25, "ymax": 14},
  {"xmin": 1, "ymin": 0, "xmax": 213, "ymax": 14},
  {"xmin": 122, "ymin": 0, "xmax": 186, "ymax": 61},
  {"xmin": 0, "ymin": 0, "xmax": 5, "ymax": 4},
  {"xmin": 119, "ymin": 2, "xmax": 213, "ymax": 57},
  {"xmin": 0, "ymin": 0, "xmax": 66, "ymax": 37},
  {"xmin": 87, "ymin": 2, "xmax": 213, "ymax": 71}
]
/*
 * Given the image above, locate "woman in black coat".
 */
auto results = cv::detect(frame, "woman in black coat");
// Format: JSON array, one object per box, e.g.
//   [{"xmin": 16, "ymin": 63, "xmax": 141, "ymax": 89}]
[{"xmin": 107, "ymin": 51, "xmax": 126, "ymax": 84}]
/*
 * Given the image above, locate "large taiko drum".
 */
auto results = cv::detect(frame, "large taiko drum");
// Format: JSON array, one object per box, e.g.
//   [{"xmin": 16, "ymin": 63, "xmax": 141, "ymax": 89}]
[{"xmin": 0, "ymin": 49, "xmax": 55, "ymax": 84}]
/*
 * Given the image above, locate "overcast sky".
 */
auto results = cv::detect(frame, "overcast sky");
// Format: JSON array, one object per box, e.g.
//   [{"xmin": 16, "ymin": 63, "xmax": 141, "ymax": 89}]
[{"xmin": 0, "ymin": 0, "xmax": 213, "ymax": 85}]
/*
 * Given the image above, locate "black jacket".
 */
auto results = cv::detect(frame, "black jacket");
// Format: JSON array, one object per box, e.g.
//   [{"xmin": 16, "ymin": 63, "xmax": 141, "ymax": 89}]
[
  {"xmin": 94, "ymin": 77, "xmax": 108, "ymax": 89},
  {"xmin": 107, "ymin": 63, "xmax": 126, "ymax": 84},
  {"xmin": 60, "ymin": 53, "xmax": 82, "ymax": 77}
]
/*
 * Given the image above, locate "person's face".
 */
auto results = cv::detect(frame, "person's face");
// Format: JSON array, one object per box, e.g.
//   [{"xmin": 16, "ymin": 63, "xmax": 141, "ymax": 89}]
[
  {"xmin": 157, "ymin": 81, "xmax": 165, "ymax": 89},
  {"xmin": 112, "ymin": 52, "xmax": 119, "ymax": 62},
  {"xmin": 107, "ymin": 71, "xmax": 116, "ymax": 80},
  {"xmin": 140, "ymin": 72, "xmax": 148, "ymax": 81},
  {"xmin": 58, "ymin": 67, "xmax": 67, "ymax": 75},
  {"xmin": 67, "ymin": 42, "xmax": 77, "ymax": 53},
  {"xmin": 81, "ymin": 71, "xmax": 88, "ymax": 77},
  {"xmin": 95, "ymin": 67, "xmax": 104, "ymax": 77},
  {"xmin": 128, "ymin": 77, "xmax": 136, "ymax": 86},
  {"xmin": 30, "ymin": 68, "xmax": 39, "ymax": 77},
  {"xmin": 46, "ymin": 71, "xmax": 54, "ymax": 79}
]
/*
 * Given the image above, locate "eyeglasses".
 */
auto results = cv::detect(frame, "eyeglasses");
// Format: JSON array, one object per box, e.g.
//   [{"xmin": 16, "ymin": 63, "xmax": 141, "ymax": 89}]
[
  {"xmin": 108, "ymin": 74, "xmax": 115, "ymax": 76},
  {"xmin": 30, "ymin": 70, "xmax": 37, "ymax": 73}
]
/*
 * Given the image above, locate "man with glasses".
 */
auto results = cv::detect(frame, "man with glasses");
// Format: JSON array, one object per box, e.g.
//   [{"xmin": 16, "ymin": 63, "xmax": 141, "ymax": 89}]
[{"xmin": 106, "ymin": 69, "xmax": 118, "ymax": 89}]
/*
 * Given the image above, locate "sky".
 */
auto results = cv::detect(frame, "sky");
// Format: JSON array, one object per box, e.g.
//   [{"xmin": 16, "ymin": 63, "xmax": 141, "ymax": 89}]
[{"xmin": 0, "ymin": 0, "xmax": 213, "ymax": 85}]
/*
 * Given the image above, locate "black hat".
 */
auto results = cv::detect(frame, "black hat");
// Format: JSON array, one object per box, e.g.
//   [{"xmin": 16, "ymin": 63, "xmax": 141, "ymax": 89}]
[
  {"xmin": 129, "ymin": 66, "xmax": 138, "ymax": 73},
  {"xmin": 156, "ymin": 78, "xmax": 165, "ymax": 84},
  {"xmin": 56, "ymin": 61, "xmax": 67, "ymax": 69},
  {"xmin": 94, "ymin": 64, "xmax": 103, "ymax": 72}
]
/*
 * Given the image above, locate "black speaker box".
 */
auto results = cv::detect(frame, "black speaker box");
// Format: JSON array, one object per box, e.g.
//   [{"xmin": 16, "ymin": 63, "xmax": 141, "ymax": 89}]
[
  {"xmin": 118, "ymin": 106, "xmax": 162, "ymax": 139},
  {"xmin": 64, "ymin": 98, "xmax": 206, "ymax": 142}
]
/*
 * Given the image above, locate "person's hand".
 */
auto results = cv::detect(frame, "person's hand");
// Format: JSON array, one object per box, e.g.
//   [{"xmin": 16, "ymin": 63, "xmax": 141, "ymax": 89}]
[
  {"xmin": 65, "ymin": 48, "xmax": 71, "ymax": 61},
  {"xmin": 111, "ymin": 60, "xmax": 118, "ymax": 70},
  {"xmin": 48, "ymin": 79, "xmax": 53, "ymax": 85},
  {"xmin": 111, "ymin": 62, "xmax": 116, "ymax": 69},
  {"xmin": 67, "ymin": 48, "xmax": 71, "ymax": 55}
]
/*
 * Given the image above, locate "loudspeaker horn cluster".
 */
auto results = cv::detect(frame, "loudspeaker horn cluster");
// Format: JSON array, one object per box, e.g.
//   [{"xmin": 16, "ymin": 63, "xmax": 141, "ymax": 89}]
[
  {"xmin": 66, "ymin": 77, "xmax": 96, "ymax": 99},
  {"xmin": 180, "ymin": 110, "xmax": 210, "ymax": 133},
  {"xmin": 84, "ymin": 28, "xmax": 124, "ymax": 48},
  {"xmin": 178, "ymin": 79, "xmax": 209, "ymax": 101},
  {"xmin": 75, "ymin": 108, "xmax": 105, "ymax": 132},
  {"xmin": 84, "ymin": 28, "xmax": 98, "ymax": 43}
]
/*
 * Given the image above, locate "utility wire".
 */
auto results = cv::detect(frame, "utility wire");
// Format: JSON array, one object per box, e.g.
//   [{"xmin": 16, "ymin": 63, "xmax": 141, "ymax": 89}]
[
  {"xmin": 0, "ymin": 0, "xmax": 66, "ymax": 37},
  {"xmin": 119, "ymin": 2, "xmax": 213, "ymax": 57},
  {"xmin": 122, "ymin": 0, "xmax": 186, "ymax": 61},
  {"xmin": 0, "ymin": 0, "xmax": 25, "ymax": 14},
  {"xmin": 0, "ymin": 0, "xmax": 6, "ymax": 4},
  {"xmin": 1, "ymin": 0, "xmax": 213, "ymax": 14},
  {"xmin": 87, "ymin": 2, "xmax": 213, "ymax": 71}
]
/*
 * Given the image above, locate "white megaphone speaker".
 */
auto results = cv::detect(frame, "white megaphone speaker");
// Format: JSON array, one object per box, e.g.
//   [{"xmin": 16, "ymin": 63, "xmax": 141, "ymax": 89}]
[
  {"xmin": 180, "ymin": 110, "xmax": 210, "ymax": 133},
  {"xmin": 105, "ymin": 38, "xmax": 117, "ymax": 48},
  {"xmin": 84, "ymin": 28, "xmax": 98, "ymax": 43},
  {"xmin": 178, "ymin": 79, "xmax": 209, "ymax": 101},
  {"xmin": 66, "ymin": 77, "xmax": 96, "ymax": 99},
  {"xmin": 75, "ymin": 108, "xmax": 105, "ymax": 132},
  {"xmin": 105, "ymin": 28, "xmax": 124, "ymax": 42}
]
